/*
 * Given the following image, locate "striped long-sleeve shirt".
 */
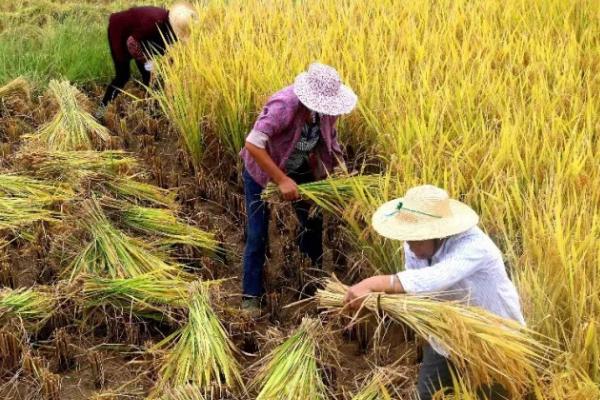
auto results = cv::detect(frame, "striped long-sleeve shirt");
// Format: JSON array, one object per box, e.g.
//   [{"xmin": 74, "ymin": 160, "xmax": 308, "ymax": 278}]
[{"xmin": 396, "ymin": 226, "xmax": 526, "ymax": 355}]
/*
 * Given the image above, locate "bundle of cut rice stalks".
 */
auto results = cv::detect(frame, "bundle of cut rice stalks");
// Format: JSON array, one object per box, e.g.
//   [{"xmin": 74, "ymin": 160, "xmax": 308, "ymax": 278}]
[
  {"xmin": 251, "ymin": 317, "xmax": 329, "ymax": 400},
  {"xmin": 82, "ymin": 273, "xmax": 189, "ymax": 310},
  {"xmin": 0, "ymin": 197, "xmax": 59, "ymax": 230},
  {"xmin": 17, "ymin": 150, "xmax": 137, "ymax": 183},
  {"xmin": 317, "ymin": 279, "xmax": 553, "ymax": 397},
  {"xmin": 156, "ymin": 385, "xmax": 207, "ymax": 400},
  {"xmin": 350, "ymin": 358, "xmax": 413, "ymax": 400},
  {"xmin": 151, "ymin": 281, "xmax": 243, "ymax": 397},
  {"xmin": 0, "ymin": 173, "xmax": 73, "ymax": 202},
  {"xmin": 69, "ymin": 201, "xmax": 189, "ymax": 281},
  {"xmin": 29, "ymin": 80, "xmax": 110, "ymax": 151},
  {"xmin": 0, "ymin": 287, "xmax": 56, "ymax": 327},
  {"xmin": 120, "ymin": 205, "xmax": 222, "ymax": 256},
  {"xmin": 0, "ymin": 76, "xmax": 30, "ymax": 101},
  {"xmin": 262, "ymin": 174, "xmax": 383, "ymax": 214}
]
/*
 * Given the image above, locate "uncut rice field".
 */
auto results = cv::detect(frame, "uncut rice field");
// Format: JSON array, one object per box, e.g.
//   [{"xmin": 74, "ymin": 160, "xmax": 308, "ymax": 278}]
[{"xmin": 0, "ymin": 0, "xmax": 598, "ymax": 399}]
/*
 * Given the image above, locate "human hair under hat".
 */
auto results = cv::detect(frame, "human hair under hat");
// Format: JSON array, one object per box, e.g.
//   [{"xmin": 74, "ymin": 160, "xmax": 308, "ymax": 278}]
[
  {"xmin": 343, "ymin": 183, "xmax": 526, "ymax": 400},
  {"xmin": 239, "ymin": 61, "xmax": 357, "ymax": 314}
]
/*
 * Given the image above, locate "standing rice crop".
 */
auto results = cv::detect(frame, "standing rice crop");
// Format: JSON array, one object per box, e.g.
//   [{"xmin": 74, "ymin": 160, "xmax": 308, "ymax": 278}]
[
  {"xmin": 251, "ymin": 317, "xmax": 328, "ymax": 400},
  {"xmin": 317, "ymin": 279, "xmax": 552, "ymax": 397},
  {"xmin": 152, "ymin": 281, "xmax": 243, "ymax": 397},
  {"xmin": 31, "ymin": 80, "xmax": 110, "ymax": 151}
]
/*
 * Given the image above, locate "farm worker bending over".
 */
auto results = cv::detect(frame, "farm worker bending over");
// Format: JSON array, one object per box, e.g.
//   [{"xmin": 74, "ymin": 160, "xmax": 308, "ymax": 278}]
[
  {"xmin": 98, "ymin": 2, "xmax": 197, "ymax": 112},
  {"xmin": 240, "ymin": 63, "xmax": 358, "ymax": 313},
  {"xmin": 344, "ymin": 185, "xmax": 525, "ymax": 400}
]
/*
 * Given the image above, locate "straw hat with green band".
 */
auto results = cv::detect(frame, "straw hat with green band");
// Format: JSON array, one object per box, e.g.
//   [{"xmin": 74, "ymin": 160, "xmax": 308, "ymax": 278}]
[{"xmin": 372, "ymin": 185, "xmax": 479, "ymax": 241}]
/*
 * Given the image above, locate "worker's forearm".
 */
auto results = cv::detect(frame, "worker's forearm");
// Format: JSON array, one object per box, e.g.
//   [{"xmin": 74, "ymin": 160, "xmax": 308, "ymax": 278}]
[
  {"xmin": 245, "ymin": 142, "xmax": 288, "ymax": 184},
  {"xmin": 360, "ymin": 275, "xmax": 404, "ymax": 294}
]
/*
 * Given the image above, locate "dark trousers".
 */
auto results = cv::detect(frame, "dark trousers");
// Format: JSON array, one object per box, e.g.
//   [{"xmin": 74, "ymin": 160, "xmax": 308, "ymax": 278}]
[
  {"xmin": 101, "ymin": 26, "xmax": 151, "ymax": 106},
  {"xmin": 242, "ymin": 168, "xmax": 323, "ymax": 298},
  {"xmin": 417, "ymin": 345, "xmax": 509, "ymax": 400}
]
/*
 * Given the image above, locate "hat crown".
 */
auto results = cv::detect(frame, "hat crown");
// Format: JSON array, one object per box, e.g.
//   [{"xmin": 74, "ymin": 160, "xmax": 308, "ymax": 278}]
[
  {"xmin": 307, "ymin": 63, "xmax": 342, "ymax": 97},
  {"xmin": 403, "ymin": 185, "xmax": 452, "ymax": 218}
]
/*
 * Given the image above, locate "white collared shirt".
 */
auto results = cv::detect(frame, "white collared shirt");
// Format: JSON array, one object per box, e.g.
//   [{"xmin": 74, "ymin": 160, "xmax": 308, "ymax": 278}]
[{"xmin": 396, "ymin": 226, "xmax": 526, "ymax": 355}]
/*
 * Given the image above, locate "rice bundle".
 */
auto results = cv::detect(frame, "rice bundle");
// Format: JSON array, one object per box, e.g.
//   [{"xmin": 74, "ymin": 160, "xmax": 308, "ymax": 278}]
[
  {"xmin": 157, "ymin": 385, "xmax": 207, "ymax": 400},
  {"xmin": 32, "ymin": 80, "xmax": 110, "ymax": 151},
  {"xmin": 120, "ymin": 205, "xmax": 221, "ymax": 255},
  {"xmin": 18, "ymin": 150, "xmax": 138, "ymax": 183},
  {"xmin": 105, "ymin": 179, "xmax": 177, "ymax": 208},
  {"xmin": 0, "ymin": 197, "xmax": 58, "ymax": 230},
  {"xmin": 0, "ymin": 287, "xmax": 56, "ymax": 325},
  {"xmin": 82, "ymin": 273, "xmax": 189, "ymax": 309},
  {"xmin": 252, "ymin": 317, "xmax": 328, "ymax": 400},
  {"xmin": 152, "ymin": 281, "xmax": 242, "ymax": 397},
  {"xmin": 69, "ymin": 202, "xmax": 188, "ymax": 281},
  {"xmin": 0, "ymin": 76, "xmax": 30, "ymax": 100},
  {"xmin": 317, "ymin": 279, "xmax": 552, "ymax": 397},
  {"xmin": 351, "ymin": 361, "xmax": 412, "ymax": 400},
  {"xmin": 262, "ymin": 174, "xmax": 382, "ymax": 214},
  {"xmin": 0, "ymin": 173, "xmax": 73, "ymax": 202}
]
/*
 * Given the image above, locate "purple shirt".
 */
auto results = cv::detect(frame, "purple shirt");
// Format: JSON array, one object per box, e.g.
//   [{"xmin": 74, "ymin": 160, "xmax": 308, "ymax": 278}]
[{"xmin": 240, "ymin": 86, "xmax": 343, "ymax": 188}]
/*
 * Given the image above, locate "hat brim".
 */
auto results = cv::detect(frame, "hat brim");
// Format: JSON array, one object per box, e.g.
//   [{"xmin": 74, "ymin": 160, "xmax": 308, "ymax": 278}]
[
  {"xmin": 169, "ymin": 4, "xmax": 197, "ymax": 40},
  {"xmin": 293, "ymin": 73, "xmax": 357, "ymax": 116},
  {"xmin": 372, "ymin": 198, "xmax": 479, "ymax": 241}
]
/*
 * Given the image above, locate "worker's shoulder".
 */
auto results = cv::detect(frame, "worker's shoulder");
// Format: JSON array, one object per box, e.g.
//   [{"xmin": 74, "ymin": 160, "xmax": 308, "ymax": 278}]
[
  {"xmin": 448, "ymin": 226, "xmax": 503, "ymax": 260},
  {"xmin": 263, "ymin": 85, "xmax": 301, "ymax": 111}
]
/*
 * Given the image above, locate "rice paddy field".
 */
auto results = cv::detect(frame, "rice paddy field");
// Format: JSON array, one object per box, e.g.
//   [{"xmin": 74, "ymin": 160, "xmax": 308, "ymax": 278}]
[{"xmin": 0, "ymin": 0, "xmax": 599, "ymax": 399}]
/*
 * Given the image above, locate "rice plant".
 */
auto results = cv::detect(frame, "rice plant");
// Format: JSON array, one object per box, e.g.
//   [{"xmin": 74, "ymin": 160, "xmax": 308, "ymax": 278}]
[
  {"xmin": 69, "ymin": 201, "xmax": 189, "ymax": 281},
  {"xmin": 120, "ymin": 205, "xmax": 221, "ymax": 255},
  {"xmin": 156, "ymin": 385, "xmax": 207, "ymax": 400},
  {"xmin": 252, "ymin": 317, "xmax": 328, "ymax": 400},
  {"xmin": 317, "ymin": 279, "xmax": 552, "ymax": 397},
  {"xmin": 350, "ymin": 360, "xmax": 412, "ymax": 400},
  {"xmin": 31, "ymin": 80, "xmax": 110, "ymax": 150},
  {"xmin": 105, "ymin": 179, "xmax": 177, "ymax": 209},
  {"xmin": 0, "ymin": 287, "xmax": 56, "ymax": 325},
  {"xmin": 152, "ymin": 281, "xmax": 242, "ymax": 396}
]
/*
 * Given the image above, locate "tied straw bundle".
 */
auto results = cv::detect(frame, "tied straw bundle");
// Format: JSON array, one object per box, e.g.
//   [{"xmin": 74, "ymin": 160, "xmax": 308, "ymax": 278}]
[
  {"xmin": 152, "ymin": 281, "xmax": 243, "ymax": 397},
  {"xmin": 317, "ymin": 279, "xmax": 553, "ymax": 397},
  {"xmin": 252, "ymin": 317, "xmax": 328, "ymax": 400}
]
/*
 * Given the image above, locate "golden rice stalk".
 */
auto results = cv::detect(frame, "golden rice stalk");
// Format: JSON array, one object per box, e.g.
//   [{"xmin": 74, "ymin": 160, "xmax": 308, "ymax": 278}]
[
  {"xmin": 0, "ymin": 197, "xmax": 58, "ymax": 230},
  {"xmin": 105, "ymin": 179, "xmax": 178, "ymax": 209},
  {"xmin": 0, "ymin": 287, "xmax": 56, "ymax": 326},
  {"xmin": 0, "ymin": 76, "xmax": 30, "ymax": 100},
  {"xmin": 32, "ymin": 80, "xmax": 110, "ymax": 151},
  {"xmin": 17, "ymin": 150, "xmax": 138, "ymax": 183},
  {"xmin": 317, "ymin": 279, "xmax": 552, "ymax": 397},
  {"xmin": 351, "ymin": 360, "xmax": 412, "ymax": 400},
  {"xmin": 120, "ymin": 205, "xmax": 221, "ymax": 255},
  {"xmin": 262, "ymin": 174, "xmax": 383, "ymax": 214},
  {"xmin": 152, "ymin": 281, "xmax": 243, "ymax": 397},
  {"xmin": 252, "ymin": 317, "xmax": 328, "ymax": 400},
  {"xmin": 157, "ymin": 385, "xmax": 207, "ymax": 400},
  {"xmin": 82, "ymin": 273, "xmax": 189, "ymax": 310},
  {"xmin": 68, "ymin": 201, "xmax": 189, "ymax": 281},
  {"xmin": 0, "ymin": 173, "xmax": 73, "ymax": 202}
]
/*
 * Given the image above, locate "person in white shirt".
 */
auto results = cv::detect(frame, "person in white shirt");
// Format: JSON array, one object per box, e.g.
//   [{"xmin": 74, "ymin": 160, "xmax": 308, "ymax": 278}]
[{"xmin": 343, "ymin": 184, "xmax": 525, "ymax": 400}]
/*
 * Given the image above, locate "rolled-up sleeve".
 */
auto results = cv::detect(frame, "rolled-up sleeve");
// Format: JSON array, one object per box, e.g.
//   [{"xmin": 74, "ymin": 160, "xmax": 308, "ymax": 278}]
[
  {"xmin": 252, "ymin": 98, "xmax": 294, "ymax": 139},
  {"xmin": 397, "ymin": 243, "xmax": 486, "ymax": 294}
]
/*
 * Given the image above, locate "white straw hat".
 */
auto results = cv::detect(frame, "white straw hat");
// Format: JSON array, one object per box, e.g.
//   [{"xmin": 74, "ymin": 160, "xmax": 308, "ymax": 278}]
[
  {"xmin": 169, "ymin": 2, "xmax": 198, "ymax": 40},
  {"xmin": 293, "ymin": 63, "xmax": 357, "ymax": 116},
  {"xmin": 372, "ymin": 185, "xmax": 479, "ymax": 241}
]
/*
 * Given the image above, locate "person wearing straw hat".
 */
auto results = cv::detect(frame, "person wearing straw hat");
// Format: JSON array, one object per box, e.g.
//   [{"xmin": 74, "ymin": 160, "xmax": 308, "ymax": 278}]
[
  {"xmin": 240, "ymin": 62, "xmax": 358, "ymax": 313},
  {"xmin": 344, "ymin": 185, "xmax": 525, "ymax": 400},
  {"xmin": 97, "ymin": 2, "xmax": 197, "ymax": 113}
]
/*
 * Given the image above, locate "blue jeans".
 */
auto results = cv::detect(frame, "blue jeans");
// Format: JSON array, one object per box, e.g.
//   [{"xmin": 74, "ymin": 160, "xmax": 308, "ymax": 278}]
[{"xmin": 242, "ymin": 168, "xmax": 323, "ymax": 298}]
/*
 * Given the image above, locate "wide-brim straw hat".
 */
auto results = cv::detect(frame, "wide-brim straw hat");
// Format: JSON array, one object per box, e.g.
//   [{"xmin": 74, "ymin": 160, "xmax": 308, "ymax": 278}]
[
  {"xmin": 372, "ymin": 185, "xmax": 479, "ymax": 241},
  {"xmin": 293, "ymin": 63, "xmax": 357, "ymax": 116},
  {"xmin": 169, "ymin": 2, "xmax": 198, "ymax": 40}
]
